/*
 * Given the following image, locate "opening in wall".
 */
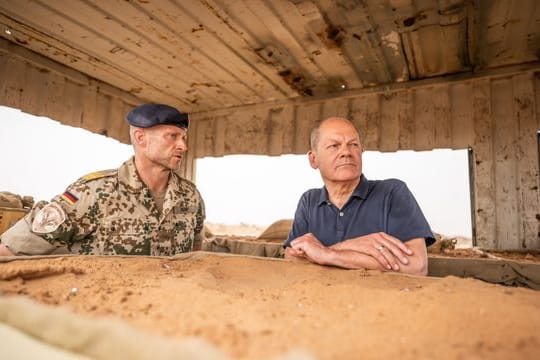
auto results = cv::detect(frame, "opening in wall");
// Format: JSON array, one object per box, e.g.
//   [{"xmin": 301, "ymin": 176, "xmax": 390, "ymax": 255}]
[
  {"xmin": 0, "ymin": 106, "xmax": 133, "ymax": 202},
  {"xmin": 196, "ymin": 150, "xmax": 473, "ymax": 246}
]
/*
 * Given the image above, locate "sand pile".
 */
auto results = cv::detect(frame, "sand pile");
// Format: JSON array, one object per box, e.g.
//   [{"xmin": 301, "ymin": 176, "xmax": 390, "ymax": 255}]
[{"xmin": 0, "ymin": 253, "xmax": 539, "ymax": 359}]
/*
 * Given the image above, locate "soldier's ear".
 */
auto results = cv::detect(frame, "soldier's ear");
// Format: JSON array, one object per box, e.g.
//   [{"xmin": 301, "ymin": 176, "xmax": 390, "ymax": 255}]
[
  {"xmin": 308, "ymin": 150, "xmax": 318, "ymax": 169},
  {"xmin": 132, "ymin": 128, "xmax": 146, "ymax": 146}
]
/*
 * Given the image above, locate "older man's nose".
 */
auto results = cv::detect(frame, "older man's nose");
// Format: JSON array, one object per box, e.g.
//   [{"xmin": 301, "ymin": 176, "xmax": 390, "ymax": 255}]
[{"xmin": 339, "ymin": 144, "xmax": 352, "ymax": 156}]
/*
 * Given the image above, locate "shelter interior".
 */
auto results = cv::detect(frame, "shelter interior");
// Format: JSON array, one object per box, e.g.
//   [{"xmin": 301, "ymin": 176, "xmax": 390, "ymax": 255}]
[{"xmin": 0, "ymin": 0, "xmax": 538, "ymax": 250}]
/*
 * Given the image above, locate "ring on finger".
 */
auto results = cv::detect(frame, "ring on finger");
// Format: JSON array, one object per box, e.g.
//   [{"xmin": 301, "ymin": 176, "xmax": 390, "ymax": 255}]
[{"xmin": 376, "ymin": 244, "xmax": 384, "ymax": 251}]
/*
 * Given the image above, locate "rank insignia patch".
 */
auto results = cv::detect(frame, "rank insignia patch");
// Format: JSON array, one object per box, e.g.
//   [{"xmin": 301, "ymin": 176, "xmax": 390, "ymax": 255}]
[{"xmin": 62, "ymin": 191, "xmax": 78, "ymax": 204}]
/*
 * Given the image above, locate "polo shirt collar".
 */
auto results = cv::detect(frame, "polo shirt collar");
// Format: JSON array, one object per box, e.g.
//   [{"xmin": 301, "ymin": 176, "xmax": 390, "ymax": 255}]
[{"xmin": 317, "ymin": 174, "xmax": 370, "ymax": 206}]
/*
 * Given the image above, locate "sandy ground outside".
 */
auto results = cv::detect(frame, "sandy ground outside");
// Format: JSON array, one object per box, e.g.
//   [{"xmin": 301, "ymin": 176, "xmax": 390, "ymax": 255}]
[{"xmin": 0, "ymin": 253, "xmax": 539, "ymax": 359}]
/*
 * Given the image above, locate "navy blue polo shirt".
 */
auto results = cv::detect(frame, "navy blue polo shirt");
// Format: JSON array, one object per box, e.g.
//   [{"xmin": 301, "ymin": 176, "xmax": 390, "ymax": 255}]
[{"xmin": 284, "ymin": 175, "xmax": 435, "ymax": 247}]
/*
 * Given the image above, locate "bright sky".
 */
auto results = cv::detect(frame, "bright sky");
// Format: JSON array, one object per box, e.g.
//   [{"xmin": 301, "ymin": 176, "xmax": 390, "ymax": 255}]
[{"xmin": 0, "ymin": 106, "xmax": 472, "ymax": 237}]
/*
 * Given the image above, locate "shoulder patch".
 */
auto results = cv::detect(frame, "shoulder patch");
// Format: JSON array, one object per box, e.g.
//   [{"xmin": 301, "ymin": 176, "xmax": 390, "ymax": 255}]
[
  {"xmin": 80, "ymin": 169, "xmax": 117, "ymax": 183},
  {"xmin": 32, "ymin": 202, "xmax": 66, "ymax": 234}
]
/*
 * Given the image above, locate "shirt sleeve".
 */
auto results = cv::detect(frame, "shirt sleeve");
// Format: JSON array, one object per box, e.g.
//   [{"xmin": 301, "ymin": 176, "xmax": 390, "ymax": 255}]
[
  {"xmin": 1, "ymin": 180, "xmax": 100, "ymax": 255},
  {"xmin": 283, "ymin": 192, "xmax": 310, "ymax": 247},
  {"xmin": 386, "ymin": 180, "xmax": 435, "ymax": 246}
]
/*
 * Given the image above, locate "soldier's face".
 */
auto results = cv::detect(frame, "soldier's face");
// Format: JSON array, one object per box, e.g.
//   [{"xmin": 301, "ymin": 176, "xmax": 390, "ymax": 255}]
[{"xmin": 144, "ymin": 125, "xmax": 188, "ymax": 170}]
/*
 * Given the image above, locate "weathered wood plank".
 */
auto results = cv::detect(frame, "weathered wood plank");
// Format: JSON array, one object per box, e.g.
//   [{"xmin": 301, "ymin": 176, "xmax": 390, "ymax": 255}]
[
  {"xmin": 433, "ymin": 85, "xmax": 452, "ymax": 148},
  {"xmin": 413, "ymin": 87, "xmax": 435, "ymax": 150},
  {"xmin": 36, "ymin": 0, "xmax": 228, "ymax": 109},
  {"xmin": 349, "ymin": 97, "xmax": 366, "ymax": 142},
  {"xmin": 193, "ymin": 118, "xmax": 213, "ymax": 158},
  {"xmin": 379, "ymin": 92, "xmax": 400, "ymax": 152},
  {"xmin": 294, "ymin": 102, "xmax": 321, "ymax": 152},
  {"xmin": 321, "ymin": 98, "xmax": 350, "ymax": 120},
  {"xmin": 513, "ymin": 73, "xmax": 540, "ymax": 249},
  {"xmin": 213, "ymin": 117, "xmax": 227, "ymax": 158},
  {"xmin": 450, "ymin": 82, "xmax": 474, "ymax": 148},
  {"xmin": 224, "ymin": 108, "xmax": 269, "ymax": 155},
  {"xmin": 42, "ymin": 73, "xmax": 66, "ymax": 124},
  {"xmin": 20, "ymin": 64, "xmax": 50, "ymax": 117},
  {"xmin": 81, "ymin": 81, "xmax": 108, "ymax": 134},
  {"xmin": 0, "ymin": 55, "xmax": 25, "ymax": 109},
  {"xmin": 492, "ymin": 77, "xmax": 519, "ymax": 249},
  {"xmin": 107, "ymin": 97, "xmax": 127, "ymax": 142},
  {"xmin": 472, "ymin": 79, "xmax": 496, "ymax": 249},
  {"xmin": 537, "ymin": 72, "xmax": 540, "ymax": 130},
  {"xmin": 267, "ymin": 106, "xmax": 294, "ymax": 156},
  {"xmin": 397, "ymin": 90, "xmax": 414, "ymax": 150},
  {"xmin": 118, "ymin": 102, "xmax": 133, "ymax": 145},
  {"xmin": 60, "ymin": 80, "xmax": 84, "ymax": 129},
  {"xmin": 360, "ymin": 94, "xmax": 381, "ymax": 151}
]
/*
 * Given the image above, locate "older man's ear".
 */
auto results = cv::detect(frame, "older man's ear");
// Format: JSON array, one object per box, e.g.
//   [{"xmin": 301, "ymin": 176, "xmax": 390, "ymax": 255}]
[{"xmin": 308, "ymin": 150, "xmax": 318, "ymax": 169}]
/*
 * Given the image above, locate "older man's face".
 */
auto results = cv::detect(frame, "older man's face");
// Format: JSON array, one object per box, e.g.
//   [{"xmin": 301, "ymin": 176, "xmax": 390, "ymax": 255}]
[{"xmin": 309, "ymin": 119, "xmax": 362, "ymax": 183}]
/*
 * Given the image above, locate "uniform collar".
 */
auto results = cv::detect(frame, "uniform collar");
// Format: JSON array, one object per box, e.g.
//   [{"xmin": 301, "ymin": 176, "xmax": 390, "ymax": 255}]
[
  {"xmin": 118, "ymin": 157, "xmax": 183, "ymax": 221},
  {"xmin": 317, "ymin": 174, "xmax": 369, "ymax": 206},
  {"xmin": 117, "ymin": 157, "xmax": 147, "ymax": 192}
]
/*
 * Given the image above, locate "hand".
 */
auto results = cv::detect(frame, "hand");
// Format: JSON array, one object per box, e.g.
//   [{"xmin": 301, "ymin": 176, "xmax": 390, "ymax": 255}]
[
  {"xmin": 289, "ymin": 233, "xmax": 331, "ymax": 265},
  {"xmin": 283, "ymin": 246, "xmax": 311, "ymax": 263},
  {"xmin": 0, "ymin": 243, "xmax": 15, "ymax": 256},
  {"xmin": 331, "ymin": 232, "xmax": 412, "ymax": 271}
]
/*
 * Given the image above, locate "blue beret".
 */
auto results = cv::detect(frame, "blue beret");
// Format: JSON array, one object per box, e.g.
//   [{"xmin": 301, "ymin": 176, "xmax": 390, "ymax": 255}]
[{"xmin": 126, "ymin": 104, "xmax": 189, "ymax": 129}]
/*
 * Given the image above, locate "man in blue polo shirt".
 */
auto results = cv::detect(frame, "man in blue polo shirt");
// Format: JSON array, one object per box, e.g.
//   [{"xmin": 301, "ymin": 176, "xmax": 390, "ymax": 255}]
[{"xmin": 284, "ymin": 117, "xmax": 434, "ymax": 276}]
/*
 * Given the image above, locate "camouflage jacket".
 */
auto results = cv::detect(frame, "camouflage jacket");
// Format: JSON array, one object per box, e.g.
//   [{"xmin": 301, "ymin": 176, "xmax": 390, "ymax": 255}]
[{"xmin": 1, "ymin": 157, "xmax": 205, "ymax": 256}]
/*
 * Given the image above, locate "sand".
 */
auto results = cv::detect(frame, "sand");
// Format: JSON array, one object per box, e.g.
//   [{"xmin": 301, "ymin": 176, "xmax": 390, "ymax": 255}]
[{"xmin": 0, "ymin": 253, "xmax": 539, "ymax": 359}]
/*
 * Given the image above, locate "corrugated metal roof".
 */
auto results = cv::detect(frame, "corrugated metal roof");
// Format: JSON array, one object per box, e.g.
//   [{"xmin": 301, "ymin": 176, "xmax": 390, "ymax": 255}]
[{"xmin": 0, "ymin": 0, "xmax": 538, "ymax": 113}]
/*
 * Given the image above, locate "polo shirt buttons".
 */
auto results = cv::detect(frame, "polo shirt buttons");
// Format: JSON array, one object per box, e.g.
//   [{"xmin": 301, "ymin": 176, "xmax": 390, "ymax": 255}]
[{"xmin": 339, "ymin": 212, "xmax": 344, "ymax": 217}]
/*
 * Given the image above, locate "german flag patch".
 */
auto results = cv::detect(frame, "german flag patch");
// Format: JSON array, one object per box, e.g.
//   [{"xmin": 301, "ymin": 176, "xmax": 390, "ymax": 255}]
[{"xmin": 62, "ymin": 191, "xmax": 79, "ymax": 205}]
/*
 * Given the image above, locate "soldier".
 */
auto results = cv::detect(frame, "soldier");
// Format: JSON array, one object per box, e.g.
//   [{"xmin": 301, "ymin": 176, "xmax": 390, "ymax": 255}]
[{"xmin": 0, "ymin": 103, "xmax": 205, "ymax": 256}]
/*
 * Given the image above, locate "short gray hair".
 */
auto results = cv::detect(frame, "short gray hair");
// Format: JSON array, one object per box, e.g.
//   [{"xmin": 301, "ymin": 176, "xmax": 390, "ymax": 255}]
[
  {"xmin": 310, "ymin": 126, "xmax": 321, "ymax": 150},
  {"xmin": 309, "ymin": 118, "xmax": 362, "ymax": 150}
]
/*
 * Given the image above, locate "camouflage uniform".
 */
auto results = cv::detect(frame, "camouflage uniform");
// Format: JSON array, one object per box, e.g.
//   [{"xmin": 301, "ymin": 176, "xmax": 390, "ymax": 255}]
[{"xmin": 0, "ymin": 157, "xmax": 205, "ymax": 256}]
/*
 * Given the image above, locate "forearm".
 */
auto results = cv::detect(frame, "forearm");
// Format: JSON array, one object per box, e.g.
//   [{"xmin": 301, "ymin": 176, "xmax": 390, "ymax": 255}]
[
  {"xmin": 314, "ymin": 248, "xmax": 385, "ymax": 270},
  {"xmin": 331, "ymin": 236, "xmax": 428, "ymax": 276},
  {"xmin": 327, "ymin": 248, "xmax": 427, "ymax": 274},
  {"xmin": 394, "ymin": 253, "xmax": 427, "ymax": 276},
  {"xmin": 1, "ymin": 218, "xmax": 58, "ymax": 255}
]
